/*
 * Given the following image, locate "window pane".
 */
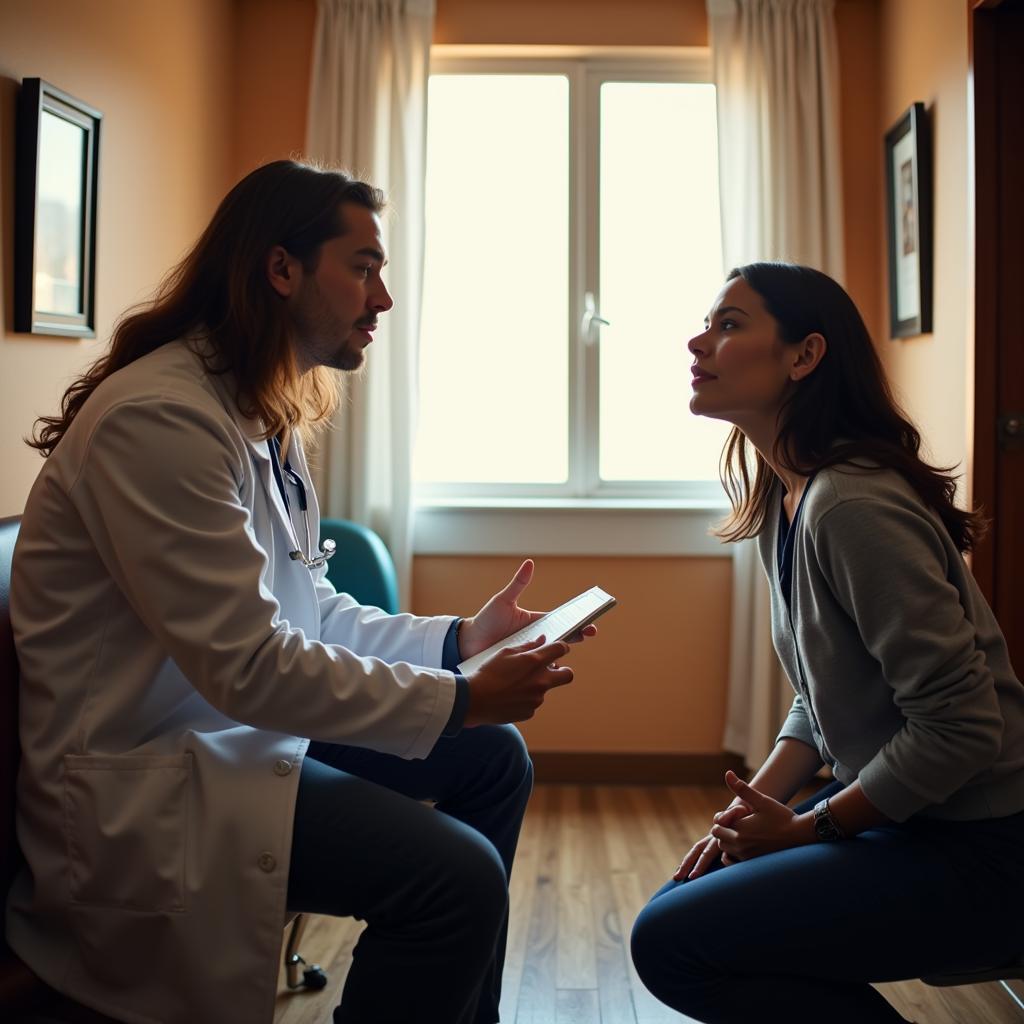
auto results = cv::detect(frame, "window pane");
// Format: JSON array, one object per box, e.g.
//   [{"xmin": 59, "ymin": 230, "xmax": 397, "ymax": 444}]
[
  {"xmin": 598, "ymin": 82, "xmax": 729, "ymax": 482},
  {"xmin": 415, "ymin": 74, "xmax": 569, "ymax": 485}
]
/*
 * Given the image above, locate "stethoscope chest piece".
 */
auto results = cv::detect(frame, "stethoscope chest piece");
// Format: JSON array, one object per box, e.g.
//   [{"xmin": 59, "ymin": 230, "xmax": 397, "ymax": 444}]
[{"xmin": 289, "ymin": 537, "xmax": 335, "ymax": 570}]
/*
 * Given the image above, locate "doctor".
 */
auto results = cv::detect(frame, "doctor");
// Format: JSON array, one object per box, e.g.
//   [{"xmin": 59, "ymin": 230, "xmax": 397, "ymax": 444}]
[{"xmin": 9, "ymin": 160, "xmax": 586, "ymax": 1024}]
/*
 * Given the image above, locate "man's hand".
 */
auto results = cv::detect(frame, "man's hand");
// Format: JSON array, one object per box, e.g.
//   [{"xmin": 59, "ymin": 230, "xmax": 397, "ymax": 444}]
[
  {"xmin": 463, "ymin": 636, "xmax": 574, "ymax": 726},
  {"xmin": 459, "ymin": 559, "xmax": 597, "ymax": 660},
  {"xmin": 707, "ymin": 771, "xmax": 815, "ymax": 862}
]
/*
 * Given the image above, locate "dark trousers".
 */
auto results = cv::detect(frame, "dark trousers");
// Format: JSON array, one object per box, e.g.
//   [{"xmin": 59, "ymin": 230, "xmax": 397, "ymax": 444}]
[
  {"xmin": 630, "ymin": 781, "xmax": 1024, "ymax": 1024},
  {"xmin": 287, "ymin": 724, "xmax": 533, "ymax": 1024}
]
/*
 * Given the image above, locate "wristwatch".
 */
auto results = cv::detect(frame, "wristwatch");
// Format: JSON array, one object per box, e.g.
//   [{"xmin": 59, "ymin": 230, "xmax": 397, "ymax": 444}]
[{"xmin": 812, "ymin": 798, "xmax": 846, "ymax": 841}]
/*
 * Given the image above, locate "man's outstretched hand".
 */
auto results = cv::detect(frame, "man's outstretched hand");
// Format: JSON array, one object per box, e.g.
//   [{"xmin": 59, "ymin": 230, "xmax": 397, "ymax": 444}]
[{"xmin": 458, "ymin": 559, "xmax": 598, "ymax": 660}]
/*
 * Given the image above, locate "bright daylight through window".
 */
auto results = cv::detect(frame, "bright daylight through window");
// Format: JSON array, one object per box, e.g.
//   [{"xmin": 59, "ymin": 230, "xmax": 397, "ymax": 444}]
[{"xmin": 415, "ymin": 58, "xmax": 729, "ymax": 498}]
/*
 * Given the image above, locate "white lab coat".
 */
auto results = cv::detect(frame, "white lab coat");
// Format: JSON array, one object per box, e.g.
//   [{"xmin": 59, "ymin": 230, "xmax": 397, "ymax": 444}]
[{"xmin": 7, "ymin": 339, "xmax": 459, "ymax": 1023}]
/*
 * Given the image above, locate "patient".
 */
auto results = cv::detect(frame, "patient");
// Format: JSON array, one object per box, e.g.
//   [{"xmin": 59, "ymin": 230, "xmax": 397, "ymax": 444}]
[{"xmin": 630, "ymin": 262, "xmax": 1024, "ymax": 1023}]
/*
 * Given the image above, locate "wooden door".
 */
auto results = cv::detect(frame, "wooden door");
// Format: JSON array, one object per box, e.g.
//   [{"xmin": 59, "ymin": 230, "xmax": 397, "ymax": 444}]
[{"xmin": 971, "ymin": 0, "xmax": 1024, "ymax": 672}]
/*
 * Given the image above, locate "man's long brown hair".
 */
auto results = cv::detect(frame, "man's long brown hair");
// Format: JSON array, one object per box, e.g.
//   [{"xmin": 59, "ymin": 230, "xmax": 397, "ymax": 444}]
[
  {"xmin": 29, "ymin": 159, "xmax": 384, "ymax": 457},
  {"xmin": 716, "ymin": 262, "xmax": 985, "ymax": 553}
]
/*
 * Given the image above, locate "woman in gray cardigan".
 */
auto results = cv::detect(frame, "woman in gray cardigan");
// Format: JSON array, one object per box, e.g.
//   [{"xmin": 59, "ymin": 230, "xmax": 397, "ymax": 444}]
[{"xmin": 630, "ymin": 262, "xmax": 1024, "ymax": 1023}]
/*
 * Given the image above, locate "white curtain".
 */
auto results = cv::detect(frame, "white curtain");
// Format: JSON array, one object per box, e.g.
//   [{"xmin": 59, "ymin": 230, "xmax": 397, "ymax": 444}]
[
  {"xmin": 306, "ymin": 0, "xmax": 435, "ymax": 610},
  {"xmin": 708, "ymin": 0, "xmax": 845, "ymax": 768}
]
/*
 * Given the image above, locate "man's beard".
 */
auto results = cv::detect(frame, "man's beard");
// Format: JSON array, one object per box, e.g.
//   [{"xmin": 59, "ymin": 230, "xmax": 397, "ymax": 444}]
[
  {"xmin": 291, "ymin": 282, "xmax": 365, "ymax": 372},
  {"xmin": 322, "ymin": 342, "xmax": 365, "ymax": 372}
]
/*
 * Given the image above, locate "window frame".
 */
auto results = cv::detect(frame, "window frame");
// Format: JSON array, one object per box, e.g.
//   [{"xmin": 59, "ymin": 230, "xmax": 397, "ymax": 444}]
[{"xmin": 418, "ymin": 45, "xmax": 724, "ymax": 504}]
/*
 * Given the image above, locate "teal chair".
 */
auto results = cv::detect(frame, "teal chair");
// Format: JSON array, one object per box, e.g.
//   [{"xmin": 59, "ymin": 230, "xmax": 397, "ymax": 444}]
[{"xmin": 320, "ymin": 518, "xmax": 399, "ymax": 614}]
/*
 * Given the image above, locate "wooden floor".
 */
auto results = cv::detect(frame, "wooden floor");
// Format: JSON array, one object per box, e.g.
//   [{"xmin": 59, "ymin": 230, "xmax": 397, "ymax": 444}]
[{"xmin": 274, "ymin": 784, "xmax": 1024, "ymax": 1024}]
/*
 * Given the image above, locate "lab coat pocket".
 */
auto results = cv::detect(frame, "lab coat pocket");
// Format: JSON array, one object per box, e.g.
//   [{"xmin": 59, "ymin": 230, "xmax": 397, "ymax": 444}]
[{"xmin": 63, "ymin": 753, "xmax": 192, "ymax": 912}]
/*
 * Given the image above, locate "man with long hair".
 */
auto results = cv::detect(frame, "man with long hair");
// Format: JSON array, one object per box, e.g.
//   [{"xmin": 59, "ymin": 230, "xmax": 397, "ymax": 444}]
[{"xmin": 9, "ymin": 160, "xmax": 580, "ymax": 1024}]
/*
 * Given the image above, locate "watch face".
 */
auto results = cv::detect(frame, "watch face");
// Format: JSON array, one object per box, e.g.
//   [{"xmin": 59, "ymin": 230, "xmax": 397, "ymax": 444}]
[{"xmin": 814, "ymin": 816, "xmax": 840, "ymax": 841}]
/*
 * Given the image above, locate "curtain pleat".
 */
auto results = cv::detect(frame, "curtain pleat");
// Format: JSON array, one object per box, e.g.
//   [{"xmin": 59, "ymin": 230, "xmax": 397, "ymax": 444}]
[{"xmin": 306, "ymin": 0, "xmax": 435, "ymax": 609}]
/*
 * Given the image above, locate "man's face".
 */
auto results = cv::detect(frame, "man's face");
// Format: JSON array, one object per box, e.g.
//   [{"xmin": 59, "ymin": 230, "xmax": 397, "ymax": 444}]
[{"xmin": 284, "ymin": 203, "xmax": 393, "ymax": 373}]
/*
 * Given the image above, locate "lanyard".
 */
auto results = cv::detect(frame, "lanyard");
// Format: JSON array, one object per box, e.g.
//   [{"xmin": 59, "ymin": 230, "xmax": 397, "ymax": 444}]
[{"xmin": 268, "ymin": 436, "xmax": 307, "ymax": 513}]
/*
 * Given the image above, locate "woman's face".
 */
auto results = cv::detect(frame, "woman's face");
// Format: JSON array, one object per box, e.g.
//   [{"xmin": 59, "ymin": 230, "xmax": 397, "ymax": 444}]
[{"xmin": 687, "ymin": 277, "xmax": 799, "ymax": 431}]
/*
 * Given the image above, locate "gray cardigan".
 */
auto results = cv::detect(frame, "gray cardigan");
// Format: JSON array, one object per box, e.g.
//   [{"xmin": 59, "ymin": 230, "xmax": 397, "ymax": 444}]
[{"xmin": 758, "ymin": 463, "xmax": 1024, "ymax": 823}]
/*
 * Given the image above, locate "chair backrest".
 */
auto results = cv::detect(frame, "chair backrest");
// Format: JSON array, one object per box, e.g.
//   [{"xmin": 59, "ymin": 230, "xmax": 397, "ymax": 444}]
[
  {"xmin": 0, "ymin": 516, "xmax": 22, "ymax": 904},
  {"xmin": 319, "ymin": 518, "xmax": 399, "ymax": 614}
]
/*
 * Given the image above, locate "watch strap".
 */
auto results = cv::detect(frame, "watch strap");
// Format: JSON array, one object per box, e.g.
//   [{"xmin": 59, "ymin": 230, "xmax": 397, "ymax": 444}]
[{"xmin": 813, "ymin": 798, "xmax": 846, "ymax": 841}]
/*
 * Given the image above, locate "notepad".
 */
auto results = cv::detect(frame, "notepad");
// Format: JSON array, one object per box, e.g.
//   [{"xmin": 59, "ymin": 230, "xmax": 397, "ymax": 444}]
[{"xmin": 456, "ymin": 586, "xmax": 616, "ymax": 675}]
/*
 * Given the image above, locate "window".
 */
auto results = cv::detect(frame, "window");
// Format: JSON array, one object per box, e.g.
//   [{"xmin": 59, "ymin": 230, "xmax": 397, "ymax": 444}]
[{"xmin": 415, "ymin": 50, "xmax": 728, "ymax": 501}]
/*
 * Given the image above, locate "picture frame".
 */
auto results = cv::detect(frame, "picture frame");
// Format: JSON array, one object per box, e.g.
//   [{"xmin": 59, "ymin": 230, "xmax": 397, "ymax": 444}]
[
  {"xmin": 14, "ymin": 78, "xmax": 102, "ymax": 338},
  {"xmin": 884, "ymin": 102, "xmax": 932, "ymax": 339}
]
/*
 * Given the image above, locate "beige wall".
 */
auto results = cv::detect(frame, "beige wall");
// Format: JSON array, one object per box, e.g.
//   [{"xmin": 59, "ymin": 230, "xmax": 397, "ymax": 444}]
[
  {"xmin": 875, "ymin": 0, "xmax": 971, "ymax": 480},
  {"xmin": 0, "ymin": 0, "xmax": 235, "ymax": 517},
  {"xmin": 415, "ymin": 556, "xmax": 734, "ymax": 754},
  {"xmin": 233, "ymin": 0, "xmax": 316, "ymax": 180},
  {"xmin": 835, "ymin": 0, "xmax": 883, "ymax": 336},
  {"xmin": 435, "ymin": 0, "xmax": 707, "ymax": 46}
]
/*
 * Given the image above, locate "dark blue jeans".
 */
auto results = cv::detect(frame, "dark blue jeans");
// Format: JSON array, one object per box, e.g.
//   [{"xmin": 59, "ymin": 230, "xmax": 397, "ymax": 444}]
[
  {"xmin": 630, "ymin": 781, "xmax": 1024, "ymax": 1024},
  {"xmin": 287, "ymin": 724, "xmax": 533, "ymax": 1024}
]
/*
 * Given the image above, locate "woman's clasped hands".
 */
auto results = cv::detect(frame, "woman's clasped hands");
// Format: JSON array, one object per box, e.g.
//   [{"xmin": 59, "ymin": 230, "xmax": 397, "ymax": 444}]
[{"xmin": 674, "ymin": 770, "xmax": 813, "ymax": 881}]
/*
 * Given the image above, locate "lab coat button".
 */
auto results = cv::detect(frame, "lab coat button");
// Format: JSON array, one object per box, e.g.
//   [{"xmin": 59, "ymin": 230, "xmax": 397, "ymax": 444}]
[
  {"xmin": 273, "ymin": 759, "xmax": 293, "ymax": 776},
  {"xmin": 257, "ymin": 852, "xmax": 277, "ymax": 873}
]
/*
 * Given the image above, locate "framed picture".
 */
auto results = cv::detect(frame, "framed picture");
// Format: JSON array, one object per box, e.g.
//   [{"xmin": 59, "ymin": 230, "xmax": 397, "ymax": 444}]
[
  {"xmin": 14, "ymin": 78, "xmax": 102, "ymax": 338},
  {"xmin": 884, "ymin": 102, "xmax": 932, "ymax": 338}
]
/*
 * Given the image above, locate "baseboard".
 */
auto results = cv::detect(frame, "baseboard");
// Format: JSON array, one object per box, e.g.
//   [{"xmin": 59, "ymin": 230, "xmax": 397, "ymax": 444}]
[{"xmin": 530, "ymin": 751, "xmax": 745, "ymax": 785}]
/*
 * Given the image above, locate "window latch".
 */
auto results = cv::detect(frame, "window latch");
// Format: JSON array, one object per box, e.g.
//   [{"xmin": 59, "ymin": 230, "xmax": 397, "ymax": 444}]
[{"xmin": 581, "ymin": 292, "xmax": 610, "ymax": 343}]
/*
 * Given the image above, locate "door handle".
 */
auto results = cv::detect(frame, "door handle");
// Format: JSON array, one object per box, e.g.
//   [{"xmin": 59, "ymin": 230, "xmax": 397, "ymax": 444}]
[{"xmin": 998, "ymin": 412, "xmax": 1023, "ymax": 449}]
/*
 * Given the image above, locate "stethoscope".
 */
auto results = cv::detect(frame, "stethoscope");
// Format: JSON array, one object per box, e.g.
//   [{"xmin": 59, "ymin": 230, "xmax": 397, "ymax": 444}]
[{"xmin": 268, "ymin": 437, "xmax": 336, "ymax": 571}]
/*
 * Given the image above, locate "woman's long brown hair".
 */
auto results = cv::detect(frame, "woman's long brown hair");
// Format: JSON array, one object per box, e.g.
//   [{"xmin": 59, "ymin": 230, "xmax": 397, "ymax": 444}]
[
  {"xmin": 29, "ymin": 159, "xmax": 384, "ymax": 456},
  {"xmin": 715, "ymin": 262, "xmax": 985, "ymax": 554}
]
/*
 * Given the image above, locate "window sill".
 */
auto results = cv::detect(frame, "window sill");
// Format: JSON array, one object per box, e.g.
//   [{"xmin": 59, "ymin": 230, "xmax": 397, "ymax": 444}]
[{"xmin": 413, "ymin": 497, "xmax": 733, "ymax": 557}]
